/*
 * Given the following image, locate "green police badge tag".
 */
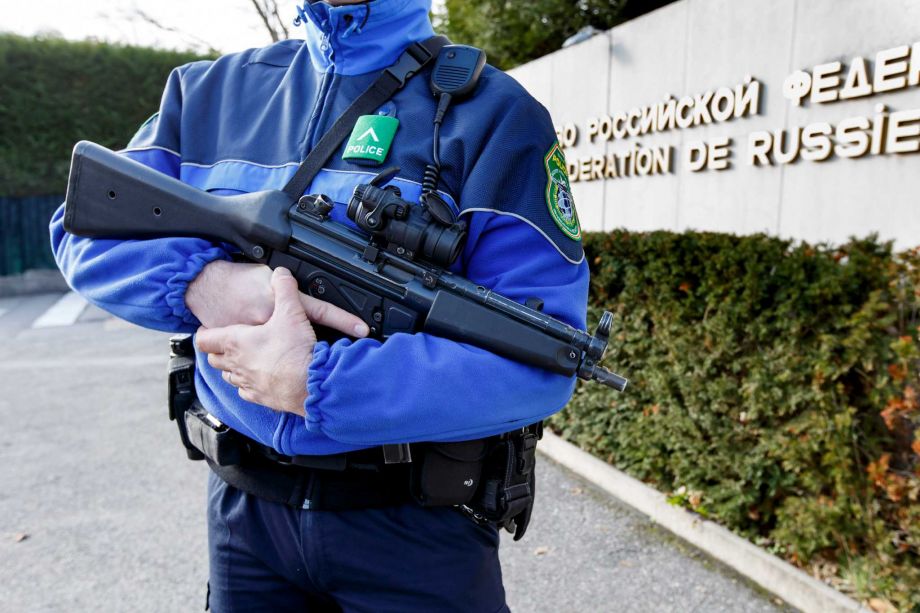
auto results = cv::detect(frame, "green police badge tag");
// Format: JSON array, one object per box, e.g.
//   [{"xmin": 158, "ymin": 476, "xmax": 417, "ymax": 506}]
[
  {"xmin": 544, "ymin": 143, "xmax": 581, "ymax": 240},
  {"xmin": 342, "ymin": 115, "xmax": 399, "ymax": 165}
]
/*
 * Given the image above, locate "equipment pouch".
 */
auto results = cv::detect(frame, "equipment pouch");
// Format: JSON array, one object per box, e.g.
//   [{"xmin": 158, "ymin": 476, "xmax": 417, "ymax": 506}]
[
  {"xmin": 410, "ymin": 439, "xmax": 489, "ymax": 507},
  {"xmin": 184, "ymin": 403, "xmax": 242, "ymax": 467}
]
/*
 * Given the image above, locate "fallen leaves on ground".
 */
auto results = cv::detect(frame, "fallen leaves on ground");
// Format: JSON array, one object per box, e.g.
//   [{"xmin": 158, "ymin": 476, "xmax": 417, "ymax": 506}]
[{"xmin": 868, "ymin": 598, "xmax": 897, "ymax": 613}]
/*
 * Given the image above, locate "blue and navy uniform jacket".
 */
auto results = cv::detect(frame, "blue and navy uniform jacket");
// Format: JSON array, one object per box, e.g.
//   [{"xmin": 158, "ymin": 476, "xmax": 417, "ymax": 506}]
[{"xmin": 50, "ymin": 0, "xmax": 589, "ymax": 456}]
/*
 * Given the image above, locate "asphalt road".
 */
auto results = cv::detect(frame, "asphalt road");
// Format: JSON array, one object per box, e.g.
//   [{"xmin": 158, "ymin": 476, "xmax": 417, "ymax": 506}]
[{"xmin": 0, "ymin": 293, "xmax": 788, "ymax": 612}]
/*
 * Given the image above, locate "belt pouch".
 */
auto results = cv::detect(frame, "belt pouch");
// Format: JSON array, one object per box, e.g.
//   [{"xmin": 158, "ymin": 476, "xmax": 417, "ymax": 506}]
[
  {"xmin": 410, "ymin": 439, "xmax": 489, "ymax": 507},
  {"xmin": 184, "ymin": 404, "xmax": 242, "ymax": 467}
]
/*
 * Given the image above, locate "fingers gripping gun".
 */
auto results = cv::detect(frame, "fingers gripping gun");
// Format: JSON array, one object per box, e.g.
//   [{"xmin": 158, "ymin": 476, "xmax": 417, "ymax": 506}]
[{"xmin": 64, "ymin": 141, "xmax": 628, "ymax": 394}]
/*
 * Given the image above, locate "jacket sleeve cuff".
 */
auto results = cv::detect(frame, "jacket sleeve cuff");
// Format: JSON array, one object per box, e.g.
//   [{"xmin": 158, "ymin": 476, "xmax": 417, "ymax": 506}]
[
  {"xmin": 305, "ymin": 340, "xmax": 334, "ymax": 431},
  {"xmin": 164, "ymin": 246, "xmax": 231, "ymax": 326}
]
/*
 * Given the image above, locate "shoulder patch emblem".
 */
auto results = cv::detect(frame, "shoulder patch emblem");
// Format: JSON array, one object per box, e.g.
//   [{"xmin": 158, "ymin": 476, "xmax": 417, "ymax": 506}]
[{"xmin": 544, "ymin": 143, "xmax": 581, "ymax": 241}]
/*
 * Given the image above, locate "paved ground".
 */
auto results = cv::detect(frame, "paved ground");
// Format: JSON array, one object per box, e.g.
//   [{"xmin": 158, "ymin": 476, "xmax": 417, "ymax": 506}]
[{"xmin": 0, "ymin": 293, "xmax": 790, "ymax": 612}]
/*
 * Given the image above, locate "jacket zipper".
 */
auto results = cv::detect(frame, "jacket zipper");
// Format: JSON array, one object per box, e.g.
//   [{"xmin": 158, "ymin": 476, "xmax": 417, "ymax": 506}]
[
  {"xmin": 304, "ymin": 29, "xmax": 337, "ymax": 155},
  {"xmin": 279, "ymin": 24, "xmax": 337, "ymax": 455}
]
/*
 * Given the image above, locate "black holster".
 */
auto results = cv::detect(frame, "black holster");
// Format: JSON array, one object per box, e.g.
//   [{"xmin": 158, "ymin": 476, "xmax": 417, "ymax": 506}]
[
  {"xmin": 168, "ymin": 334, "xmax": 205, "ymax": 461},
  {"xmin": 467, "ymin": 423, "xmax": 542, "ymax": 541}
]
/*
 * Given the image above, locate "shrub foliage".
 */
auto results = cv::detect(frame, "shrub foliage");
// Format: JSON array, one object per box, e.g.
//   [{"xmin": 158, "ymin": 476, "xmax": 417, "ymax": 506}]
[
  {"xmin": 552, "ymin": 231, "xmax": 919, "ymax": 609},
  {"xmin": 0, "ymin": 34, "xmax": 209, "ymax": 197}
]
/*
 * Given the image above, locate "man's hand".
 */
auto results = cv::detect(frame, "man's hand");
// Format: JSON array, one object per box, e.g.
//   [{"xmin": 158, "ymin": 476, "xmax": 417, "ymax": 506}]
[
  {"xmin": 195, "ymin": 267, "xmax": 323, "ymax": 416},
  {"xmin": 186, "ymin": 259, "xmax": 369, "ymax": 336}
]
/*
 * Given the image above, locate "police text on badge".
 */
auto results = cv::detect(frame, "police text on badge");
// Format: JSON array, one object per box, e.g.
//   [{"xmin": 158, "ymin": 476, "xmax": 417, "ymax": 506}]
[{"xmin": 343, "ymin": 115, "xmax": 399, "ymax": 165}]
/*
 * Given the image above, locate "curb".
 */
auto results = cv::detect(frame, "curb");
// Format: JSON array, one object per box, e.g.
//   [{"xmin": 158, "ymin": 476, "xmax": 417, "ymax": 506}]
[
  {"xmin": 537, "ymin": 432, "xmax": 870, "ymax": 613},
  {"xmin": 0, "ymin": 269, "xmax": 68, "ymax": 297}
]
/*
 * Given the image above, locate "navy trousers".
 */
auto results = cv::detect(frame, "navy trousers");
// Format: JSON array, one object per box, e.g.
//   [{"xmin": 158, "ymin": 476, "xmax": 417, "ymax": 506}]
[{"xmin": 206, "ymin": 471, "xmax": 509, "ymax": 612}]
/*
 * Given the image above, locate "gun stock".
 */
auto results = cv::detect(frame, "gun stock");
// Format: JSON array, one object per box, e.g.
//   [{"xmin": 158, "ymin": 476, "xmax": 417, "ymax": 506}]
[{"xmin": 64, "ymin": 141, "xmax": 292, "ymax": 258}]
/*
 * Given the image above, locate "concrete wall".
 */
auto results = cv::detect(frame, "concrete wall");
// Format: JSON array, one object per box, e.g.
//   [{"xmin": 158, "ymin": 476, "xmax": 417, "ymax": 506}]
[{"xmin": 508, "ymin": 0, "xmax": 920, "ymax": 247}]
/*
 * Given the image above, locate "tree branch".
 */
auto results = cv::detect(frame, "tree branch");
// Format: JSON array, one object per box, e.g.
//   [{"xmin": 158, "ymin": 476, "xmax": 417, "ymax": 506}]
[
  {"xmin": 249, "ymin": 0, "xmax": 281, "ymax": 42},
  {"xmin": 129, "ymin": 7, "xmax": 221, "ymax": 55},
  {"xmin": 271, "ymin": 1, "xmax": 290, "ymax": 39}
]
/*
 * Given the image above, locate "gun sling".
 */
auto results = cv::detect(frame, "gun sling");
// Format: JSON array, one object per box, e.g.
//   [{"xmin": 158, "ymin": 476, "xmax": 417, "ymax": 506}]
[{"xmin": 281, "ymin": 35, "xmax": 450, "ymax": 201}]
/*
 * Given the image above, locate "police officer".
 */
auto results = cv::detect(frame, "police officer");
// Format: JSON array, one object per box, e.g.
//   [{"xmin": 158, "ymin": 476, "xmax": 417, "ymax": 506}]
[{"xmin": 50, "ymin": 0, "xmax": 588, "ymax": 610}]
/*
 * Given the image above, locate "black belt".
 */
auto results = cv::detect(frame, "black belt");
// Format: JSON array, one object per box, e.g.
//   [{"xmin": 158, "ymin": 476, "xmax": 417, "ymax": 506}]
[
  {"xmin": 178, "ymin": 396, "xmax": 414, "ymax": 511},
  {"xmin": 177, "ymin": 396, "xmax": 537, "ymax": 537},
  {"xmin": 207, "ymin": 440, "xmax": 414, "ymax": 511}
]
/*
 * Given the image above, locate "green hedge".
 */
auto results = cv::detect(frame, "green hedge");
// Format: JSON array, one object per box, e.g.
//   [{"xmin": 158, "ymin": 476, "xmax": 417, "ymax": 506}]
[
  {"xmin": 552, "ymin": 231, "xmax": 919, "ymax": 610},
  {"xmin": 0, "ymin": 34, "xmax": 210, "ymax": 198}
]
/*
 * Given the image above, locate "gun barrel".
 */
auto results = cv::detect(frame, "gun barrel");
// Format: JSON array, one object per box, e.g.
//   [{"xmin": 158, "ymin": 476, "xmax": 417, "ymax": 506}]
[
  {"xmin": 288, "ymin": 206, "xmax": 628, "ymax": 389},
  {"xmin": 592, "ymin": 368, "xmax": 629, "ymax": 392}
]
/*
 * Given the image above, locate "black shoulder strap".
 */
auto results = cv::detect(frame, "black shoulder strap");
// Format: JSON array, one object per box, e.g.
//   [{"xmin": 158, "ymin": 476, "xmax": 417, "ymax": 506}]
[{"xmin": 282, "ymin": 35, "xmax": 450, "ymax": 201}]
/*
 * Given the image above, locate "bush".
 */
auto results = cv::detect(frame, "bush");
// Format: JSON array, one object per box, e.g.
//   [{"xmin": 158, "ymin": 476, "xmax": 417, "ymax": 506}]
[
  {"xmin": 551, "ymin": 231, "xmax": 919, "ymax": 610},
  {"xmin": 0, "ymin": 34, "xmax": 210, "ymax": 197}
]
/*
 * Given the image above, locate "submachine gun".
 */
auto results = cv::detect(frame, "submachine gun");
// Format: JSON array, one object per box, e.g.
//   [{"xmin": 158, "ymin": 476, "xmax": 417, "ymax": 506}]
[
  {"xmin": 64, "ymin": 141, "xmax": 628, "ymax": 394},
  {"xmin": 64, "ymin": 141, "xmax": 629, "ymax": 539}
]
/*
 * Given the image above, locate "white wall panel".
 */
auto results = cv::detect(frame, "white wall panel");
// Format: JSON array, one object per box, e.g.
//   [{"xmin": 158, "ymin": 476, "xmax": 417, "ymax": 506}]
[{"xmin": 508, "ymin": 0, "xmax": 920, "ymax": 247}]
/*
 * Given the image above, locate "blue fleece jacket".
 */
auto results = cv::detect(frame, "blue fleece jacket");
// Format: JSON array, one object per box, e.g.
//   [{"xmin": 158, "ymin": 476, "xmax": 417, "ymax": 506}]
[{"xmin": 50, "ymin": 0, "xmax": 588, "ymax": 455}]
